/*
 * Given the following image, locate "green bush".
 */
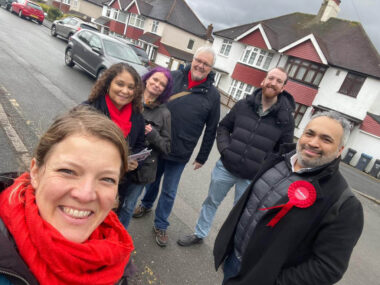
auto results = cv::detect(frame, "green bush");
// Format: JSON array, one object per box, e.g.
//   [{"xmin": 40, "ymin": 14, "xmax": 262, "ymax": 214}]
[
  {"xmin": 38, "ymin": 3, "xmax": 49, "ymax": 13},
  {"xmin": 47, "ymin": 7, "xmax": 62, "ymax": 21}
]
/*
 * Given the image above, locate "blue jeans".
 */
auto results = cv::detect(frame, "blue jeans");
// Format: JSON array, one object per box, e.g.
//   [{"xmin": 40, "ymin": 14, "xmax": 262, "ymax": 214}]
[
  {"xmin": 195, "ymin": 159, "xmax": 251, "ymax": 238},
  {"xmin": 141, "ymin": 158, "xmax": 186, "ymax": 230},
  {"xmin": 222, "ymin": 252, "xmax": 241, "ymax": 284},
  {"xmin": 118, "ymin": 182, "xmax": 145, "ymax": 229}
]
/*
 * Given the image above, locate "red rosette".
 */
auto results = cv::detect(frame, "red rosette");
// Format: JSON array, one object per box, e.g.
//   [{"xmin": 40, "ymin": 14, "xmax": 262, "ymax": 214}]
[
  {"xmin": 260, "ymin": 180, "xmax": 316, "ymax": 227},
  {"xmin": 287, "ymin": 180, "xmax": 316, "ymax": 208}
]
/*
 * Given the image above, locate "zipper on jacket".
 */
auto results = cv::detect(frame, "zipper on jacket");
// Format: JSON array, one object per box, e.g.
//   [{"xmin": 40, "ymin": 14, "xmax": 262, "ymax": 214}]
[{"xmin": 0, "ymin": 268, "xmax": 31, "ymax": 285}]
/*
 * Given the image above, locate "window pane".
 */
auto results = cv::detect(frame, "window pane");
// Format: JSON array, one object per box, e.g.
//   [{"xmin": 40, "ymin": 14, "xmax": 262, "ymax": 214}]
[
  {"xmin": 304, "ymin": 70, "xmax": 315, "ymax": 83},
  {"xmin": 295, "ymin": 115, "xmax": 302, "ymax": 126},
  {"xmin": 248, "ymin": 52, "xmax": 256, "ymax": 64},
  {"xmin": 313, "ymin": 72, "xmax": 323, "ymax": 85},
  {"xmin": 225, "ymin": 45, "xmax": 231, "ymax": 56},
  {"xmin": 242, "ymin": 50, "xmax": 250, "ymax": 62},
  {"xmin": 263, "ymin": 53, "xmax": 273, "ymax": 70},
  {"xmin": 295, "ymin": 66, "xmax": 307, "ymax": 80},
  {"xmin": 289, "ymin": 65, "xmax": 297, "ymax": 77}
]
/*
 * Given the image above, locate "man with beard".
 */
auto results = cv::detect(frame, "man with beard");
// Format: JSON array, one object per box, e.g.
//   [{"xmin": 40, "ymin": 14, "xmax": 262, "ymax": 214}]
[
  {"xmin": 178, "ymin": 67, "xmax": 295, "ymax": 247},
  {"xmin": 214, "ymin": 111, "xmax": 364, "ymax": 285}
]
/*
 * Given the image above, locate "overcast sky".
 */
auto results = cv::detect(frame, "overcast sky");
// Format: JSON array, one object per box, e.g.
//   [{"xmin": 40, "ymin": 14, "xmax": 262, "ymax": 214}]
[{"xmin": 187, "ymin": 0, "xmax": 380, "ymax": 53}]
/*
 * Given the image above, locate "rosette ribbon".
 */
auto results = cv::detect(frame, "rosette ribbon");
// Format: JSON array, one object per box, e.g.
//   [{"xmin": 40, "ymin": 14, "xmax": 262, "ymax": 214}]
[{"xmin": 260, "ymin": 180, "xmax": 316, "ymax": 227}]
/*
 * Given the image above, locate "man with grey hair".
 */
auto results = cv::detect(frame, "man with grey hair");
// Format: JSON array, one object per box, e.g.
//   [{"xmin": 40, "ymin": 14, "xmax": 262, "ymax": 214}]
[
  {"xmin": 133, "ymin": 46, "xmax": 220, "ymax": 247},
  {"xmin": 214, "ymin": 111, "xmax": 364, "ymax": 285}
]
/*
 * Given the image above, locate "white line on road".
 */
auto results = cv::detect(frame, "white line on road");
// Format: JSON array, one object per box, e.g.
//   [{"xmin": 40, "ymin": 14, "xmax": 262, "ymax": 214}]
[{"xmin": 0, "ymin": 87, "xmax": 31, "ymax": 168}]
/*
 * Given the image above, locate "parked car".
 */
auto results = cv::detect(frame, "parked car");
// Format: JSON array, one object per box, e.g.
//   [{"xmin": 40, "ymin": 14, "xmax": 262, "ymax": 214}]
[
  {"xmin": 51, "ymin": 17, "xmax": 98, "ymax": 40},
  {"xmin": 65, "ymin": 30, "xmax": 148, "ymax": 78},
  {"xmin": 115, "ymin": 38, "xmax": 150, "ymax": 67},
  {"xmin": 0, "ymin": 0, "xmax": 16, "ymax": 11},
  {"xmin": 10, "ymin": 0, "xmax": 44, "ymax": 25}
]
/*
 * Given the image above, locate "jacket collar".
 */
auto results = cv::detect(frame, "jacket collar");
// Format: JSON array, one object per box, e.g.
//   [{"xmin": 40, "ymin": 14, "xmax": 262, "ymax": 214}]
[{"xmin": 246, "ymin": 88, "xmax": 295, "ymax": 123}]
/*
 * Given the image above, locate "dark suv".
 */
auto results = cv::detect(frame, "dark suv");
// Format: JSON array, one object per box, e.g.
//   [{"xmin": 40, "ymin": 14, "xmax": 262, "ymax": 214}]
[
  {"xmin": 51, "ymin": 17, "xmax": 98, "ymax": 40},
  {"xmin": 0, "ymin": 0, "xmax": 16, "ymax": 11},
  {"xmin": 65, "ymin": 30, "xmax": 148, "ymax": 78}
]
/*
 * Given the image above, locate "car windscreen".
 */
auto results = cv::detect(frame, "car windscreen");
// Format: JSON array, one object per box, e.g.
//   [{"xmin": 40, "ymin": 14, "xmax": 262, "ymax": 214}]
[
  {"xmin": 80, "ymin": 23, "xmax": 98, "ymax": 32},
  {"xmin": 132, "ymin": 47, "xmax": 149, "ymax": 60},
  {"xmin": 103, "ymin": 40, "xmax": 142, "ymax": 64},
  {"xmin": 27, "ymin": 2, "xmax": 42, "ymax": 10}
]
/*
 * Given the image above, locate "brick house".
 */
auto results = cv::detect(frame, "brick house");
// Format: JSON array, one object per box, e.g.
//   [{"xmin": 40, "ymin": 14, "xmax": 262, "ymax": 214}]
[
  {"xmin": 212, "ymin": 0, "xmax": 380, "ymax": 174},
  {"xmin": 95, "ymin": 0, "xmax": 213, "ymax": 69}
]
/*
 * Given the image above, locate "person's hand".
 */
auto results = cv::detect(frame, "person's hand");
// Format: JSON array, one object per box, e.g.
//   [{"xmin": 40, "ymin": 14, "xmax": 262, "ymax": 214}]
[
  {"xmin": 127, "ymin": 160, "xmax": 138, "ymax": 172},
  {"xmin": 145, "ymin": 124, "xmax": 153, "ymax": 135},
  {"xmin": 192, "ymin": 161, "xmax": 203, "ymax": 170}
]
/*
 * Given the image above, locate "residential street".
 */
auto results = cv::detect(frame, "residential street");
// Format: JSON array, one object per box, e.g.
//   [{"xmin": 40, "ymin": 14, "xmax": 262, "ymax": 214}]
[{"xmin": 1, "ymin": 7, "xmax": 379, "ymax": 284}]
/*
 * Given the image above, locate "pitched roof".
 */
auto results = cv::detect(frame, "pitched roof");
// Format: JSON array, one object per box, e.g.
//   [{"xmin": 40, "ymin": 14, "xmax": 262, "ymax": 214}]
[
  {"xmin": 85, "ymin": 0, "xmax": 109, "ymax": 7},
  {"xmin": 116, "ymin": 0, "xmax": 209, "ymax": 39},
  {"xmin": 214, "ymin": 13, "xmax": 380, "ymax": 78},
  {"xmin": 161, "ymin": 43, "xmax": 193, "ymax": 61}
]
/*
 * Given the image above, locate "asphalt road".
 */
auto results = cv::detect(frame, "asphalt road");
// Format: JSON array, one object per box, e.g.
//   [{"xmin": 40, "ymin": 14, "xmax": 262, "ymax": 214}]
[{"xmin": 0, "ymin": 7, "xmax": 379, "ymax": 284}]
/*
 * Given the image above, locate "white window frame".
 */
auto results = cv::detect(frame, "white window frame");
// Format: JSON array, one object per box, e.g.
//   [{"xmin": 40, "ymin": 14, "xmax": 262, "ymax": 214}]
[
  {"xmin": 228, "ymin": 79, "xmax": 254, "ymax": 101},
  {"xmin": 240, "ymin": 46, "xmax": 274, "ymax": 70},
  {"xmin": 152, "ymin": 20, "xmax": 159, "ymax": 33},
  {"xmin": 129, "ymin": 13, "xmax": 145, "ymax": 29},
  {"xmin": 62, "ymin": 0, "xmax": 71, "ymax": 5},
  {"xmin": 219, "ymin": 39, "xmax": 232, "ymax": 56}
]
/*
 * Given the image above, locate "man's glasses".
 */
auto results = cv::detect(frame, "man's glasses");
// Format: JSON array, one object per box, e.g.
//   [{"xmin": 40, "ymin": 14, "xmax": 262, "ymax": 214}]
[{"xmin": 193, "ymin": 57, "xmax": 212, "ymax": 68}]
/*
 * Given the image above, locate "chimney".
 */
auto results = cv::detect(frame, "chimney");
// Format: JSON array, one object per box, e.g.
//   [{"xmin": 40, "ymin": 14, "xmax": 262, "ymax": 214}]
[
  {"xmin": 316, "ymin": 0, "xmax": 341, "ymax": 22},
  {"xmin": 206, "ymin": 24, "xmax": 213, "ymax": 40}
]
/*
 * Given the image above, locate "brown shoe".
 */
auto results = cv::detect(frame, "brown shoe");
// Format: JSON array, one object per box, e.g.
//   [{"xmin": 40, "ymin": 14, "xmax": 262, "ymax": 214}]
[
  {"xmin": 132, "ymin": 204, "xmax": 152, "ymax": 218},
  {"xmin": 153, "ymin": 226, "xmax": 168, "ymax": 247}
]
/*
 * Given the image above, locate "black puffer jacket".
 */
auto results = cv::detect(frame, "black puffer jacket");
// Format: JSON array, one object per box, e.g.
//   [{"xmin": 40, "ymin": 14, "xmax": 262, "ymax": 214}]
[
  {"xmin": 163, "ymin": 65, "xmax": 220, "ymax": 164},
  {"xmin": 217, "ymin": 88, "xmax": 295, "ymax": 179},
  {"xmin": 214, "ymin": 145, "xmax": 364, "ymax": 285}
]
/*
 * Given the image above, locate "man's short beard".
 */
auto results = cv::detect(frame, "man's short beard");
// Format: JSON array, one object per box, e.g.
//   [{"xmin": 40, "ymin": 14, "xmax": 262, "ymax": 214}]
[{"xmin": 296, "ymin": 142, "xmax": 340, "ymax": 169}]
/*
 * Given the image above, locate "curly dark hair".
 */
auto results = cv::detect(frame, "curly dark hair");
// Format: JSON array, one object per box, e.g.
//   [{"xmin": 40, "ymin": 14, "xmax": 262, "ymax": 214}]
[{"xmin": 88, "ymin": 63, "xmax": 143, "ymax": 113}]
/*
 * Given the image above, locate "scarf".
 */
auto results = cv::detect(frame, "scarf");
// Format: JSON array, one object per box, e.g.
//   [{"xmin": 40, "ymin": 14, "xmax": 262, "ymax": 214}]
[
  {"xmin": 105, "ymin": 94, "xmax": 132, "ymax": 137},
  {"xmin": 0, "ymin": 173, "xmax": 134, "ymax": 285},
  {"xmin": 188, "ymin": 71, "xmax": 207, "ymax": 90}
]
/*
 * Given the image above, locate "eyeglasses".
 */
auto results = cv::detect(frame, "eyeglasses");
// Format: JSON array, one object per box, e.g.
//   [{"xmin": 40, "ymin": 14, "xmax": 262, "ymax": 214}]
[{"xmin": 193, "ymin": 57, "xmax": 212, "ymax": 68}]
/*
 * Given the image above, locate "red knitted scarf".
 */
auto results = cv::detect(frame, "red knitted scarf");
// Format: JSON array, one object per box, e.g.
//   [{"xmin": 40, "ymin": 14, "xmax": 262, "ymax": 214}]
[
  {"xmin": 0, "ymin": 173, "xmax": 134, "ymax": 285},
  {"xmin": 106, "ymin": 94, "xmax": 132, "ymax": 138}
]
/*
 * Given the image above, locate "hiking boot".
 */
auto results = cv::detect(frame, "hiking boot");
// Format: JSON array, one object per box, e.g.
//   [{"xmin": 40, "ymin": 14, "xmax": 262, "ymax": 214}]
[
  {"xmin": 177, "ymin": 234, "xmax": 203, "ymax": 247},
  {"xmin": 153, "ymin": 226, "xmax": 168, "ymax": 247},
  {"xmin": 132, "ymin": 204, "xmax": 151, "ymax": 218}
]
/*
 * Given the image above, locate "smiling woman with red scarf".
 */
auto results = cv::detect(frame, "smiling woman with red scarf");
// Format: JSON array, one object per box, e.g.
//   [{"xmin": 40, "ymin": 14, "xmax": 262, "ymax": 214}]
[{"xmin": 0, "ymin": 106, "xmax": 134, "ymax": 285}]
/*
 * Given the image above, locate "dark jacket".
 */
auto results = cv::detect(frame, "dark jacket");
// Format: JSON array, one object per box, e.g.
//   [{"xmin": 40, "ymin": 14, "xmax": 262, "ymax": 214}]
[
  {"xmin": 214, "ymin": 145, "xmax": 364, "ymax": 285},
  {"xmin": 84, "ymin": 96, "xmax": 145, "ymax": 155},
  {"xmin": 131, "ymin": 102, "xmax": 171, "ymax": 184},
  {"xmin": 0, "ymin": 173, "xmax": 38, "ymax": 285},
  {"xmin": 217, "ymin": 88, "xmax": 295, "ymax": 179},
  {"xmin": 163, "ymin": 65, "xmax": 220, "ymax": 164}
]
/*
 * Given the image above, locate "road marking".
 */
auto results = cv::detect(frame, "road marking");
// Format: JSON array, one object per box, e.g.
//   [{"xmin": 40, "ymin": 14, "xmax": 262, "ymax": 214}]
[
  {"xmin": 0, "ymin": 96, "xmax": 31, "ymax": 168},
  {"xmin": 0, "ymin": 40, "xmax": 77, "ymax": 109}
]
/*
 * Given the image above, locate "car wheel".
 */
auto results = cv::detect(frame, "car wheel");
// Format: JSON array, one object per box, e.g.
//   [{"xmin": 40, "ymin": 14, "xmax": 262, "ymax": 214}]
[
  {"xmin": 38, "ymin": 20, "xmax": 42, "ymax": 25},
  {"xmin": 18, "ymin": 10, "xmax": 22, "ymax": 18},
  {"xmin": 65, "ymin": 48, "xmax": 75, "ymax": 67},
  {"xmin": 51, "ymin": 26, "xmax": 57, "ymax": 36},
  {"xmin": 97, "ymin": 68, "xmax": 106, "ymax": 79}
]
